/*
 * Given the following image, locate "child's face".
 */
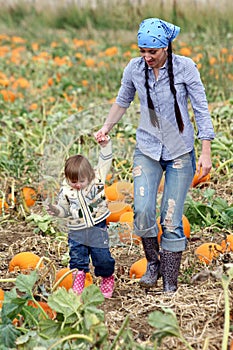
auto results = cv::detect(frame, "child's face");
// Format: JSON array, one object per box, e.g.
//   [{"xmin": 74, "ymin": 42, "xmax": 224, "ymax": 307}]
[{"xmin": 68, "ymin": 178, "xmax": 89, "ymax": 190}]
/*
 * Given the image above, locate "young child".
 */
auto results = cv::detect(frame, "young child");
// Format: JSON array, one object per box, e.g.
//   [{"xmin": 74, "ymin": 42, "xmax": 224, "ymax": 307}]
[{"xmin": 46, "ymin": 136, "xmax": 115, "ymax": 298}]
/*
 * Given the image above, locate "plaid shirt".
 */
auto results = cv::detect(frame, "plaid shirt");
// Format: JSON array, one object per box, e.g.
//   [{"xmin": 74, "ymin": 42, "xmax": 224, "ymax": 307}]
[{"xmin": 116, "ymin": 54, "xmax": 215, "ymax": 161}]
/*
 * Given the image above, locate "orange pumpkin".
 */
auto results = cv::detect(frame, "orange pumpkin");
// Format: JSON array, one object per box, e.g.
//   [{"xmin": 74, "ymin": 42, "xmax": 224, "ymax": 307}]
[
  {"xmin": 106, "ymin": 201, "xmax": 133, "ymax": 225},
  {"xmin": 157, "ymin": 215, "xmax": 191, "ymax": 243},
  {"xmin": 195, "ymin": 243, "xmax": 223, "ymax": 264},
  {"xmin": 0, "ymin": 288, "xmax": 4, "ymax": 309},
  {"xmin": 9, "ymin": 252, "xmax": 43, "ymax": 272},
  {"xmin": 0, "ymin": 199, "xmax": 9, "ymax": 214},
  {"xmin": 105, "ymin": 183, "xmax": 124, "ymax": 201},
  {"xmin": 55, "ymin": 267, "xmax": 93, "ymax": 290},
  {"xmin": 129, "ymin": 257, "xmax": 147, "ymax": 279},
  {"xmin": 118, "ymin": 211, "xmax": 141, "ymax": 245},
  {"xmin": 221, "ymin": 235, "xmax": 233, "ymax": 252},
  {"xmin": 84, "ymin": 272, "xmax": 93, "ymax": 287},
  {"xmin": 105, "ymin": 181, "xmax": 133, "ymax": 201},
  {"xmin": 191, "ymin": 167, "xmax": 211, "ymax": 188},
  {"xmin": 28, "ymin": 300, "xmax": 56, "ymax": 319},
  {"xmin": 22, "ymin": 187, "xmax": 37, "ymax": 207}
]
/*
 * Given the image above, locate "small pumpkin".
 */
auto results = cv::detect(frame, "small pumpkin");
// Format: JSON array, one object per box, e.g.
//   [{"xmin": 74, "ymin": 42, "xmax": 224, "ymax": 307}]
[
  {"xmin": 157, "ymin": 215, "xmax": 191, "ymax": 243},
  {"xmin": 55, "ymin": 267, "xmax": 93, "ymax": 290},
  {"xmin": 9, "ymin": 252, "xmax": 43, "ymax": 272},
  {"xmin": 28, "ymin": 300, "xmax": 56, "ymax": 319},
  {"xmin": 0, "ymin": 199, "xmax": 9, "ymax": 214},
  {"xmin": 106, "ymin": 201, "xmax": 133, "ymax": 225},
  {"xmin": 118, "ymin": 211, "xmax": 141, "ymax": 245},
  {"xmin": 195, "ymin": 243, "xmax": 223, "ymax": 264},
  {"xmin": 22, "ymin": 186, "xmax": 37, "ymax": 207},
  {"xmin": 191, "ymin": 166, "xmax": 211, "ymax": 188},
  {"xmin": 0, "ymin": 288, "xmax": 4, "ymax": 309},
  {"xmin": 221, "ymin": 235, "xmax": 233, "ymax": 252},
  {"xmin": 129, "ymin": 257, "xmax": 147, "ymax": 279}
]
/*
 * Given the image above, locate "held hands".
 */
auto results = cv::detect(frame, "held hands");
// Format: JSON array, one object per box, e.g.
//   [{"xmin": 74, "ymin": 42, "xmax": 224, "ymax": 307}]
[{"xmin": 94, "ymin": 129, "xmax": 110, "ymax": 147}]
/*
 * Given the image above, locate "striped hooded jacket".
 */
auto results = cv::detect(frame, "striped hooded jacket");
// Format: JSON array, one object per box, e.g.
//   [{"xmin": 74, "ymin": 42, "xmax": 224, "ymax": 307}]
[{"xmin": 53, "ymin": 140, "xmax": 112, "ymax": 231}]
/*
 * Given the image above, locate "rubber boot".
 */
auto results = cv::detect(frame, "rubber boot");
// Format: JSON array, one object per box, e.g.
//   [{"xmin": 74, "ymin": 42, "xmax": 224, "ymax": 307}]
[
  {"xmin": 100, "ymin": 275, "xmax": 114, "ymax": 298},
  {"xmin": 72, "ymin": 271, "xmax": 85, "ymax": 295},
  {"xmin": 139, "ymin": 237, "xmax": 161, "ymax": 288},
  {"xmin": 160, "ymin": 250, "xmax": 182, "ymax": 292}
]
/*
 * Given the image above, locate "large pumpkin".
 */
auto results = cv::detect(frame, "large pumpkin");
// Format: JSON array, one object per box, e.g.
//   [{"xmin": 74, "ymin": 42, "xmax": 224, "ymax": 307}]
[
  {"xmin": 195, "ymin": 243, "xmax": 223, "ymax": 264},
  {"xmin": 9, "ymin": 252, "xmax": 43, "ymax": 272},
  {"xmin": 129, "ymin": 257, "xmax": 147, "ymax": 279},
  {"xmin": 105, "ymin": 181, "xmax": 133, "ymax": 201},
  {"xmin": 106, "ymin": 201, "xmax": 133, "ymax": 225},
  {"xmin": 28, "ymin": 300, "xmax": 56, "ymax": 319}
]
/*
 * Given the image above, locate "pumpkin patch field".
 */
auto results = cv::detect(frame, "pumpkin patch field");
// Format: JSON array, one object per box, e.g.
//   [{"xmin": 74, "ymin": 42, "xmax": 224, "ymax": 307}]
[{"xmin": 0, "ymin": 2, "xmax": 233, "ymax": 349}]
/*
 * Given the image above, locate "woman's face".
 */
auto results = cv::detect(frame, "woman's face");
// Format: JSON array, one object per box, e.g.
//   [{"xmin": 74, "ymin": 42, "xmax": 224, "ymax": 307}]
[{"xmin": 139, "ymin": 47, "xmax": 168, "ymax": 69}]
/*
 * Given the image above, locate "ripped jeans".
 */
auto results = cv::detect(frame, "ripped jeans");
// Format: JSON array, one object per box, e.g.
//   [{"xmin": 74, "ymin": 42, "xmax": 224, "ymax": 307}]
[{"xmin": 133, "ymin": 147, "xmax": 196, "ymax": 252}]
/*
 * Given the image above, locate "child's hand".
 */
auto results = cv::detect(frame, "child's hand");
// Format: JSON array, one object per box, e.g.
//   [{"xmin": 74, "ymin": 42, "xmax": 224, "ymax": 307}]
[
  {"xmin": 46, "ymin": 203, "xmax": 60, "ymax": 216},
  {"xmin": 94, "ymin": 133, "xmax": 110, "ymax": 147}
]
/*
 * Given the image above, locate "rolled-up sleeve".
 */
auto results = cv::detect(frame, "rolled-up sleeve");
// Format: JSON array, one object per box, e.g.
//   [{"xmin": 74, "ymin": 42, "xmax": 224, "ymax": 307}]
[
  {"xmin": 184, "ymin": 59, "xmax": 215, "ymax": 140},
  {"xmin": 116, "ymin": 60, "xmax": 136, "ymax": 108}
]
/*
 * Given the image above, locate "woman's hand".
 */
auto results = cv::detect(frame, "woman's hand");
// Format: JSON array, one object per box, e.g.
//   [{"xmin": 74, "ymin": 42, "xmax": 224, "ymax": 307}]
[
  {"xmin": 197, "ymin": 140, "xmax": 212, "ymax": 179},
  {"xmin": 94, "ymin": 127, "xmax": 109, "ymax": 144}
]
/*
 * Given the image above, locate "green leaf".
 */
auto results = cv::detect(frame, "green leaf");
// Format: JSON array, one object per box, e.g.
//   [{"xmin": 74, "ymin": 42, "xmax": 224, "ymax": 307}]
[
  {"xmin": 85, "ymin": 305, "xmax": 105, "ymax": 322},
  {"xmin": 84, "ymin": 311, "xmax": 101, "ymax": 330},
  {"xmin": 0, "ymin": 323, "xmax": 21, "ymax": 348},
  {"xmin": 38, "ymin": 221, "xmax": 49, "ymax": 232},
  {"xmin": 81, "ymin": 284, "xmax": 104, "ymax": 306},
  {"xmin": 15, "ymin": 270, "xmax": 38, "ymax": 294},
  {"xmin": 1, "ymin": 289, "xmax": 28, "ymax": 322},
  {"xmin": 47, "ymin": 288, "xmax": 82, "ymax": 317},
  {"xmin": 15, "ymin": 330, "xmax": 56, "ymax": 348},
  {"xmin": 148, "ymin": 308, "xmax": 181, "ymax": 345},
  {"xmin": 39, "ymin": 319, "xmax": 63, "ymax": 338}
]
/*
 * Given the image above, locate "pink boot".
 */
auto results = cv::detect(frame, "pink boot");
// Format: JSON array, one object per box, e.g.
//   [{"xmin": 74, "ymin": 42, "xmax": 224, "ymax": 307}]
[
  {"xmin": 72, "ymin": 271, "xmax": 85, "ymax": 295},
  {"xmin": 100, "ymin": 275, "xmax": 114, "ymax": 298}
]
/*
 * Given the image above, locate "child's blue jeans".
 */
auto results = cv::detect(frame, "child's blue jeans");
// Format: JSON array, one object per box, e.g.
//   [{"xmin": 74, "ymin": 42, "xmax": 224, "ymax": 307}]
[
  {"xmin": 133, "ymin": 147, "xmax": 196, "ymax": 252},
  {"xmin": 68, "ymin": 220, "xmax": 115, "ymax": 277}
]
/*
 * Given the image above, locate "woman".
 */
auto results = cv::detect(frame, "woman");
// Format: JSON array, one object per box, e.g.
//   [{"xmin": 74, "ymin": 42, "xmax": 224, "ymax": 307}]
[{"xmin": 95, "ymin": 18, "xmax": 215, "ymax": 292}]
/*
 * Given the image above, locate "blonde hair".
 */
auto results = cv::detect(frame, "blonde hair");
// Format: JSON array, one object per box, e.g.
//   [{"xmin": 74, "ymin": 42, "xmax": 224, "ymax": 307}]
[{"xmin": 64, "ymin": 155, "xmax": 95, "ymax": 184}]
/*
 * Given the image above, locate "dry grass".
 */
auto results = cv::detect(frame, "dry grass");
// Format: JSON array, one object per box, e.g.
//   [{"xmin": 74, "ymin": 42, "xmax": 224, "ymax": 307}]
[{"xmin": 0, "ymin": 217, "xmax": 233, "ymax": 349}]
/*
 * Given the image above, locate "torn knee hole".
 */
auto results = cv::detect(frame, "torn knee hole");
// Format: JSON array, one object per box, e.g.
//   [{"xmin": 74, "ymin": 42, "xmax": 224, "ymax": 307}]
[{"xmin": 133, "ymin": 165, "xmax": 142, "ymax": 177}]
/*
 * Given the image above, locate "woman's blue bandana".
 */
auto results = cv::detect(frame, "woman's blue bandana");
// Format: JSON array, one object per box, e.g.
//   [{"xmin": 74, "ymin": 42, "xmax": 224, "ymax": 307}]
[{"xmin": 137, "ymin": 18, "xmax": 180, "ymax": 48}]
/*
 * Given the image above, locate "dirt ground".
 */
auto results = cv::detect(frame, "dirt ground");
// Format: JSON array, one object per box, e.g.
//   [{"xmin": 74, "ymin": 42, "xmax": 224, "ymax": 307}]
[{"xmin": 0, "ymin": 213, "xmax": 233, "ymax": 350}]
